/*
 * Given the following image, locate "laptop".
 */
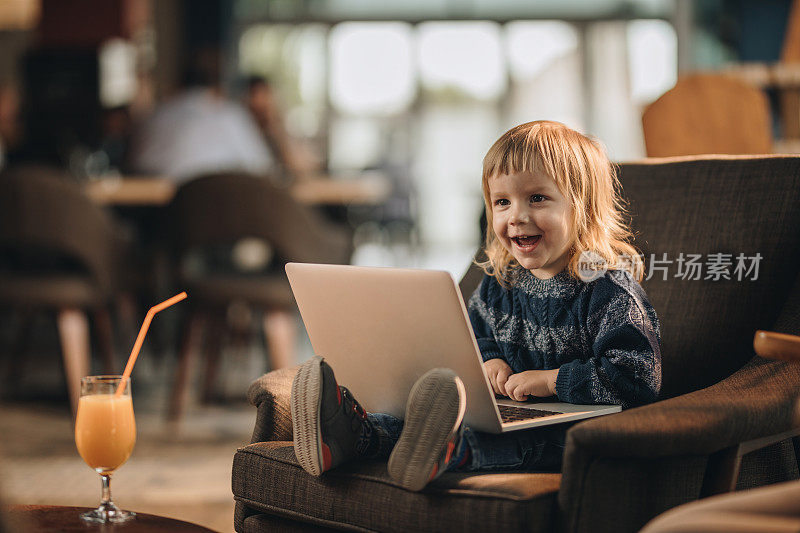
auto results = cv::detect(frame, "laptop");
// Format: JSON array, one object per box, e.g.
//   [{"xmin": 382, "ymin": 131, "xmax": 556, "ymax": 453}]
[{"xmin": 285, "ymin": 263, "xmax": 621, "ymax": 434}]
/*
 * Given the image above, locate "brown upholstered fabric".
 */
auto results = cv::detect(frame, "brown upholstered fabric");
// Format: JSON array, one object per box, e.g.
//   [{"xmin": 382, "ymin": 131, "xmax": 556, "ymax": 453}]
[
  {"xmin": 562, "ymin": 455, "xmax": 709, "ymax": 533},
  {"xmin": 617, "ymin": 156, "xmax": 800, "ymax": 398},
  {"xmin": 560, "ymin": 357, "xmax": 800, "ymax": 459},
  {"xmin": 232, "ymin": 442, "xmax": 560, "ymax": 533},
  {"xmin": 559, "ymin": 357, "xmax": 800, "ymax": 532},
  {"xmin": 246, "ymin": 366, "xmax": 297, "ymax": 444},
  {"xmin": 240, "ymin": 511, "xmax": 343, "ymax": 533},
  {"xmin": 736, "ymin": 438, "xmax": 799, "ymax": 491}
]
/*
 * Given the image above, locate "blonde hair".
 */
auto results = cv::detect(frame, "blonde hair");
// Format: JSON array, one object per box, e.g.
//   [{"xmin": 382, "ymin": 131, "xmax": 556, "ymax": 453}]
[{"xmin": 478, "ymin": 120, "xmax": 643, "ymax": 286}]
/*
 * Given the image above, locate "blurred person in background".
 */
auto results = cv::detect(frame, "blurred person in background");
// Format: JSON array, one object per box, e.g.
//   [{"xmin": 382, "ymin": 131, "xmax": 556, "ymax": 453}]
[
  {"xmin": 129, "ymin": 47, "xmax": 274, "ymax": 183},
  {"xmin": 244, "ymin": 76, "xmax": 321, "ymax": 184}
]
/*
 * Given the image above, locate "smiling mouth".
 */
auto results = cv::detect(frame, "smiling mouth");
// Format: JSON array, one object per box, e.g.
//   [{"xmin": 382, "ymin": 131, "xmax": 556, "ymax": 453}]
[{"xmin": 511, "ymin": 235, "xmax": 542, "ymax": 249}]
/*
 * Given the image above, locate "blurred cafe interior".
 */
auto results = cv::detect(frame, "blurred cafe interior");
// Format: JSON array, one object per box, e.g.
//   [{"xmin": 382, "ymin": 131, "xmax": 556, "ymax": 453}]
[{"xmin": 2, "ymin": 0, "xmax": 800, "ymax": 532}]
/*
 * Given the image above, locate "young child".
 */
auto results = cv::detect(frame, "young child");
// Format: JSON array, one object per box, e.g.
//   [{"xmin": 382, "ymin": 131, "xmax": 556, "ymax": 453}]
[{"xmin": 290, "ymin": 120, "xmax": 662, "ymax": 492}]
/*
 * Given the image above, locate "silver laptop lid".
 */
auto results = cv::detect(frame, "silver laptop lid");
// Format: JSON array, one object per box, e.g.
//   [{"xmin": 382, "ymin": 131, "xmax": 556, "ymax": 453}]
[{"xmin": 286, "ymin": 263, "xmax": 503, "ymax": 433}]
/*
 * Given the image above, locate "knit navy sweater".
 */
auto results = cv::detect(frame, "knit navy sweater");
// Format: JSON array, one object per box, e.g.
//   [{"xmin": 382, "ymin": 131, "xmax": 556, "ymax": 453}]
[{"xmin": 467, "ymin": 268, "xmax": 662, "ymax": 409}]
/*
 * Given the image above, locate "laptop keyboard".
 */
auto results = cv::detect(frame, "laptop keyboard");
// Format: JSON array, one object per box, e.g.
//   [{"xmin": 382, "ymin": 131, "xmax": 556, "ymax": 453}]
[{"xmin": 498, "ymin": 404, "xmax": 562, "ymax": 423}]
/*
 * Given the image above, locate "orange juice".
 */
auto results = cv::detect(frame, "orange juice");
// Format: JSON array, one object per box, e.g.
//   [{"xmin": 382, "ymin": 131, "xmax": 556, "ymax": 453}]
[{"xmin": 75, "ymin": 394, "xmax": 136, "ymax": 474}]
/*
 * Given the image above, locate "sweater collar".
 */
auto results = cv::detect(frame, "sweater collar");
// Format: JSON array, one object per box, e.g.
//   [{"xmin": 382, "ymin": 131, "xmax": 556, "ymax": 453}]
[{"xmin": 514, "ymin": 268, "xmax": 583, "ymax": 297}]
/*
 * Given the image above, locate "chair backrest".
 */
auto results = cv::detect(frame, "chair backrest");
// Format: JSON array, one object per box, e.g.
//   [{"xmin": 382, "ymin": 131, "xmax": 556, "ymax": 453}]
[
  {"xmin": 0, "ymin": 166, "xmax": 117, "ymax": 291},
  {"xmin": 618, "ymin": 155, "xmax": 800, "ymax": 398},
  {"xmin": 459, "ymin": 156, "xmax": 800, "ymax": 399},
  {"xmin": 167, "ymin": 172, "xmax": 352, "ymax": 266},
  {"xmin": 642, "ymin": 73, "xmax": 773, "ymax": 157}
]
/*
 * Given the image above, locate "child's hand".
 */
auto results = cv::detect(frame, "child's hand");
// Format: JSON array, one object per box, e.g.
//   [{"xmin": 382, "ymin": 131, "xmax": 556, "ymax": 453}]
[
  {"xmin": 504, "ymin": 369, "xmax": 559, "ymax": 401},
  {"xmin": 483, "ymin": 358, "xmax": 513, "ymax": 397}
]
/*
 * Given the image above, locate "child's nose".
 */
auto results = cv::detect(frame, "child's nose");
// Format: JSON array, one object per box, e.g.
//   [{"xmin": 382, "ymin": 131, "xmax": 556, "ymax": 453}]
[{"xmin": 510, "ymin": 206, "xmax": 531, "ymax": 224}]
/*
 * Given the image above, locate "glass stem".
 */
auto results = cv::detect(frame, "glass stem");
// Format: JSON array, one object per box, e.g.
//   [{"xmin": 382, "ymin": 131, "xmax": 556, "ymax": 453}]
[{"xmin": 101, "ymin": 474, "xmax": 112, "ymax": 506}]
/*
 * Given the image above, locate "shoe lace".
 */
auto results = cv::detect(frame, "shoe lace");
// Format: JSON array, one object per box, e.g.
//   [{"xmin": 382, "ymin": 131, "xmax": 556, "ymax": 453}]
[{"xmin": 340, "ymin": 387, "xmax": 368, "ymax": 424}]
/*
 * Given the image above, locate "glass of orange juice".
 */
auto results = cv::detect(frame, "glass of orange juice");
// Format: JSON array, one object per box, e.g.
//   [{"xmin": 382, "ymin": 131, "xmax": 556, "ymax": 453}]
[{"xmin": 74, "ymin": 375, "xmax": 137, "ymax": 523}]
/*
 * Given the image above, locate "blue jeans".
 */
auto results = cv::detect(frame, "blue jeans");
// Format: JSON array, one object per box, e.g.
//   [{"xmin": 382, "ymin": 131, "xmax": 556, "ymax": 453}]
[{"xmin": 367, "ymin": 413, "xmax": 572, "ymax": 472}]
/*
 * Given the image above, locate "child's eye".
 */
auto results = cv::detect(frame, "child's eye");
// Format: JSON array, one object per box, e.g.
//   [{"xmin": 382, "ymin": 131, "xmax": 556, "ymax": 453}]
[
  {"xmin": 530, "ymin": 194, "xmax": 546, "ymax": 203},
  {"xmin": 494, "ymin": 199, "xmax": 510, "ymax": 207}
]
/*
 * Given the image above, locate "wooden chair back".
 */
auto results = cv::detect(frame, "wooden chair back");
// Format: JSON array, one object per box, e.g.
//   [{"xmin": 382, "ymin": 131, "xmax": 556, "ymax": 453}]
[{"xmin": 642, "ymin": 73, "xmax": 773, "ymax": 157}]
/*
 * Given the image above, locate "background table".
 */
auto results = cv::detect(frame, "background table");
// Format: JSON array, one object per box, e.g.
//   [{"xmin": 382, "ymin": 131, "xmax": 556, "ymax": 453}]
[
  {"xmin": 84, "ymin": 174, "xmax": 391, "ymax": 207},
  {"xmin": 3, "ymin": 505, "xmax": 217, "ymax": 532}
]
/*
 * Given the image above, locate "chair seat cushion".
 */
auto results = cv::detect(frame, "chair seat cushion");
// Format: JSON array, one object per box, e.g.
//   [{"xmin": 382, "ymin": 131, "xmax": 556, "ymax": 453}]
[
  {"xmin": 0, "ymin": 274, "xmax": 106, "ymax": 307},
  {"xmin": 183, "ymin": 275, "xmax": 294, "ymax": 308},
  {"xmin": 232, "ymin": 442, "xmax": 561, "ymax": 533}
]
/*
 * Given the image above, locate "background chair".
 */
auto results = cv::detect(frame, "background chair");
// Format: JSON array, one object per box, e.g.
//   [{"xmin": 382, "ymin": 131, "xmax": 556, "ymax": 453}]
[
  {"xmin": 166, "ymin": 172, "xmax": 352, "ymax": 421},
  {"xmin": 0, "ymin": 165, "xmax": 121, "ymax": 416},
  {"xmin": 232, "ymin": 155, "xmax": 800, "ymax": 533},
  {"xmin": 642, "ymin": 73, "xmax": 773, "ymax": 157}
]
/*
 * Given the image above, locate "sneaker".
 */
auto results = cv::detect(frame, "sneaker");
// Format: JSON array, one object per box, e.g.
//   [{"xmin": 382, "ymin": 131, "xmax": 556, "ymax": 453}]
[
  {"xmin": 387, "ymin": 368, "xmax": 467, "ymax": 491},
  {"xmin": 291, "ymin": 355, "xmax": 369, "ymax": 476}
]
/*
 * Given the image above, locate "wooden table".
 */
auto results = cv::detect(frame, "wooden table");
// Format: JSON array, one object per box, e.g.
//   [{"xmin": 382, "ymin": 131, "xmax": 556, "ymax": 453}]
[
  {"xmin": 3, "ymin": 505, "xmax": 217, "ymax": 532},
  {"xmin": 84, "ymin": 174, "xmax": 391, "ymax": 207}
]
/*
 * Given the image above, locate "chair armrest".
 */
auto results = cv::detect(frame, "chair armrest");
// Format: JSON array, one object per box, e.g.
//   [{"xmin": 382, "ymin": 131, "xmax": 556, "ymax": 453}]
[
  {"xmin": 246, "ymin": 366, "xmax": 298, "ymax": 443},
  {"xmin": 754, "ymin": 330, "xmax": 800, "ymax": 362},
  {"xmin": 558, "ymin": 356, "xmax": 800, "ymax": 533},
  {"xmin": 564, "ymin": 356, "xmax": 800, "ymax": 459}
]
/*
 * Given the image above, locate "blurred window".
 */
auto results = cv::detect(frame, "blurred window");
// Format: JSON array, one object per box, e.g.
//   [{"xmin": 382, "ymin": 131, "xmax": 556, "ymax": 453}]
[
  {"xmin": 329, "ymin": 22, "xmax": 415, "ymax": 115},
  {"xmin": 236, "ymin": 12, "xmax": 678, "ymax": 256},
  {"xmin": 504, "ymin": 21, "xmax": 584, "ymax": 129},
  {"xmin": 417, "ymin": 21, "xmax": 505, "ymax": 102},
  {"xmin": 627, "ymin": 19, "xmax": 677, "ymax": 106},
  {"xmin": 328, "ymin": 116, "xmax": 386, "ymax": 170},
  {"xmin": 506, "ymin": 21, "xmax": 578, "ymax": 80}
]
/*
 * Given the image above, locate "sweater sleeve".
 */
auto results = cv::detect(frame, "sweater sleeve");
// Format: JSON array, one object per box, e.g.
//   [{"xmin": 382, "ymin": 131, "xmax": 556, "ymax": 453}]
[
  {"xmin": 467, "ymin": 275, "xmax": 506, "ymax": 363},
  {"xmin": 554, "ymin": 279, "xmax": 662, "ymax": 409}
]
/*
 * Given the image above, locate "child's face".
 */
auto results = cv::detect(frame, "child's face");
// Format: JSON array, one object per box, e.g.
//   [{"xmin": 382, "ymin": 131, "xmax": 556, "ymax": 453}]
[{"xmin": 488, "ymin": 170, "xmax": 573, "ymax": 279}]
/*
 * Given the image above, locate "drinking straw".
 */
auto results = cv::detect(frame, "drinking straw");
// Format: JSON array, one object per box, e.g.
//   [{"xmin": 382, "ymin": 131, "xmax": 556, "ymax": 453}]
[{"xmin": 115, "ymin": 292, "xmax": 188, "ymax": 396}]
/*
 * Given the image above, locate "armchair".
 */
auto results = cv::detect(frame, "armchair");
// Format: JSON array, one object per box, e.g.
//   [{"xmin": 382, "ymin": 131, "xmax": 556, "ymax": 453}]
[
  {"xmin": 232, "ymin": 155, "xmax": 800, "ymax": 533},
  {"xmin": 637, "ymin": 331, "xmax": 800, "ymax": 533}
]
